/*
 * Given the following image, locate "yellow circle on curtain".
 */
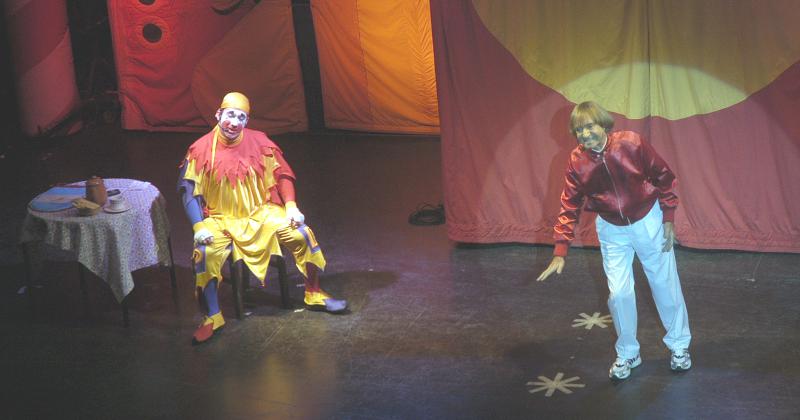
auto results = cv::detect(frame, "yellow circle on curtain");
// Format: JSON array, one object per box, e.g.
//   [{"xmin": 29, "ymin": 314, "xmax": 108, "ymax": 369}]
[{"xmin": 472, "ymin": 0, "xmax": 800, "ymax": 120}]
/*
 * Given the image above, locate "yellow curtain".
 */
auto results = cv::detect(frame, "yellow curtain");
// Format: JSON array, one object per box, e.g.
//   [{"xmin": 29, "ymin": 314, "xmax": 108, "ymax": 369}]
[
  {"xmin": 311, "ymin": 0, "xmax": 439, "ymax": 134},
  {"xmin": 472, "ymin": 0, "xmax": 800, "ymax": 120}
]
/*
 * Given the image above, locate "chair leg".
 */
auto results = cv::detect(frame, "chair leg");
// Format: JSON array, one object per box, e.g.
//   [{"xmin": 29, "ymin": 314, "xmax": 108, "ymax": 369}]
[
  {"xmin": 276, "ymin": 257, "xmax": 291, "ymax": 309},
  {"xmin": 228, "ymin": 256, "xmax": 292, "ymax": 314},
  {"xmin": 231, "ymin": 259, "xmax": 244, "ymax": 320}
]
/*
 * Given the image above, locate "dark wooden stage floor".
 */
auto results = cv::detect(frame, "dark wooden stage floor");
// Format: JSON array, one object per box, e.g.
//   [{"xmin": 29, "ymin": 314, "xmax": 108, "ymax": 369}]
[{"xmin": 1, "ymin": 126, "xmax": 798, "ymax": 419}]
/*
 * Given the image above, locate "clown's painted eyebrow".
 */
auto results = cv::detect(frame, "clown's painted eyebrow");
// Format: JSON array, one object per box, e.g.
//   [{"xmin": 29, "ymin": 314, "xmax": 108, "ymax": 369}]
[{"xmin": 225, "ymin": 110, "xmax": 247, "ymax": 121}]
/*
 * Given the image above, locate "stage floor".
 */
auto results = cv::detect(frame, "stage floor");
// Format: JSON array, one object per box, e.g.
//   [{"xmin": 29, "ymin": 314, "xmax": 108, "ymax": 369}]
[{"xmin": 1, "ymin": 126, "xmax": 798, "ymax": 419}]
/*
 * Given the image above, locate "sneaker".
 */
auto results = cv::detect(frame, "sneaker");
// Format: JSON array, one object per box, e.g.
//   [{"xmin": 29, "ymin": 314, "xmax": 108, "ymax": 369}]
[
  {"xmin": 670, "ymin": 349, "xmax": 692, "ymax": 371},
  {"xmin": 609, "ymin": 354, "xmax": 642, "ymax": 380}
]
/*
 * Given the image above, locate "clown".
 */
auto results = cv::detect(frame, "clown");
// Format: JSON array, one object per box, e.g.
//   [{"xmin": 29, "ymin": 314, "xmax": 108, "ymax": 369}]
[{"xmin": 178, "ymin": 92, "xmax": 347, "ymax": 343}]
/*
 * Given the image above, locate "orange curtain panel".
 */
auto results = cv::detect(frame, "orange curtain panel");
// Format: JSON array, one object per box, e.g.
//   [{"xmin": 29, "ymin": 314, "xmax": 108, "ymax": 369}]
[
  {"xmin": 432, "ymin": 0, "xmax": 800, "ymax": 253},
  {"xmin": 311, "ymin": 0, "xmax": 439, "ymax": 134},
  {"xmin": 108, "ymin": 0, "xmax": 307, "ymax": 134}
]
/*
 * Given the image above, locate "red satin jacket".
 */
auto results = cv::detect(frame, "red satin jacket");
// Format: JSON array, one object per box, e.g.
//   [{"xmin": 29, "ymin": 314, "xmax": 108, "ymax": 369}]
[{"xmin": 553, "ymin": 130, "xmax": 678, "ymax": 257}]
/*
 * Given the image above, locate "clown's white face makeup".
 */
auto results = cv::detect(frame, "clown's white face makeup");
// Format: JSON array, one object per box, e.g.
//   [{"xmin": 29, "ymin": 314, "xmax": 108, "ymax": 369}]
[
  {"xmin": 574, "ymin": 121, "xmax": 608, "ymax": 152},
  {"xmin": 216, "ymin": 108, "xmax": 248, "ymax": 140}
]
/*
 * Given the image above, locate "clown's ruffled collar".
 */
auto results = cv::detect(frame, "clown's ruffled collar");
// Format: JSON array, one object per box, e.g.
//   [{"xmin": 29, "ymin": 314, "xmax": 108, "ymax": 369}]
[{"xmin": 185, "ymin": 126, "xmax": 277, "ymax": 185}]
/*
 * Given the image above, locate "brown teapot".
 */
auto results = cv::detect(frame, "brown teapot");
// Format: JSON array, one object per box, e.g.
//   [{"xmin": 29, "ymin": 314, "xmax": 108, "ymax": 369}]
[{"xmin": 85, "ymin": 176, "xmax": 107, "ymax": 206}]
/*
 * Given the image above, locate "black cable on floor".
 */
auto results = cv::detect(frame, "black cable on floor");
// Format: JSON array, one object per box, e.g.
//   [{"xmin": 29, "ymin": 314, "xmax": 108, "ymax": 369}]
[{"xmin": 408, "ymin": 203, "xmax": 445, "ymax": 226}]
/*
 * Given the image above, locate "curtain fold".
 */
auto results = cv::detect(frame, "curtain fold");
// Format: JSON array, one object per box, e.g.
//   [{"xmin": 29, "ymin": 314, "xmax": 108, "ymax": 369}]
[
  {"xmin": 311, "ymin": 0, "xmax": 439, "ymax": 134},
  {"xmin": 191, "ymin": 0, "xmax": 308, "ymax": 134},
  {"xmin": 4, "ymin": 0, "xmax": 81, "ymax": 136}
]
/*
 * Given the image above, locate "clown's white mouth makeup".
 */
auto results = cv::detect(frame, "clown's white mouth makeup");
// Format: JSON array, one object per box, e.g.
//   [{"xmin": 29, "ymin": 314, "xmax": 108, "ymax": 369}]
[{"xmin": 218, "ymin": 108, "xmax": 248, "ymax": 139}]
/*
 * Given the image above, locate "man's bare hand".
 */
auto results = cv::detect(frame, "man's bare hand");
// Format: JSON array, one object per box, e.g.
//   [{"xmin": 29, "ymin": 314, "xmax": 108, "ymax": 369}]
[
  {"xmin": 537, "ymin": 256, "xmax": 565, "ymax": 281},
  {"xmin": 662, "ymin": 221, "xmax": 675, "ymax": 252}
]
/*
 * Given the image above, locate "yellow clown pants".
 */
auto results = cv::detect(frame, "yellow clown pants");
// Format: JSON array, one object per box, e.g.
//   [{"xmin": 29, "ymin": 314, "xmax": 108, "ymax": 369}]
[{"xmin": 192, "ymin": 206, "xmax": 326, "ymax": 290}]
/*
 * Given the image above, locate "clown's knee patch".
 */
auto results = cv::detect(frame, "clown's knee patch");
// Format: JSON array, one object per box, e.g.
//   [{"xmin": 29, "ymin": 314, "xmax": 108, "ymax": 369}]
[
  {"xmin": 193, "ymin": 245, "xmax": 207, "ymax": 275},
  {"xmin": 278, "ymin": 225, "xmax": 322, "ymax": 255},
  {"xmin": 297, "ymin": 225, "xmax": 321, "ymax": 253},
  {"xmin": 193, "ymin": 244, "xmax": 224, "ymax": 289}
]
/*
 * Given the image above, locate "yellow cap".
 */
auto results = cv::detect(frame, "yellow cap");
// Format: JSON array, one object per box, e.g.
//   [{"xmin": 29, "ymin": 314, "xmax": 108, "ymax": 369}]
[{"xmin": 219, "ymin": 92, "xmax": 250, "ymax": 114}]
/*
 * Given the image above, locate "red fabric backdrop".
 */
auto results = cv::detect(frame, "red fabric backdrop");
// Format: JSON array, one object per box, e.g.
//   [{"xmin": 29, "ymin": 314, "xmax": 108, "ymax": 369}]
[
  {"xmin": 4, "ymin": 0, "xmax": 81, "ymax": 136},
  {"xmin": 107, "ymin": 0, "xmax": 307, "ymax": 134},
  {"xmin": 431, "ymin": 1, "xmax": 800, "ymax": 253}
]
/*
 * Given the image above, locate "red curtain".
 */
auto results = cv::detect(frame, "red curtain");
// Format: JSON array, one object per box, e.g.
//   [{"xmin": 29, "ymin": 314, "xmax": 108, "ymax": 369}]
[
  {"xmin": 4, "ymin": 0, "xmax": 81, "ymax": 136},
  {"xmin": 108, "ymin": 0, "xmax": 307, "ymax": 134},
  {"xmin": 431, "ymin": 0, "xmax": 800, "ymax": 253}
]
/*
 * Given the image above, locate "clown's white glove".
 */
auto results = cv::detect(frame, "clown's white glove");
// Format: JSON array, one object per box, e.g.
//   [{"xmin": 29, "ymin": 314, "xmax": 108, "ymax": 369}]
[
  {"xmin": 286, "ymin": 206, "xmax": 305, "ymax": 227},
  {"xmin": 194, "ymin": 228, "xmax": 214, "ymax": 245}
]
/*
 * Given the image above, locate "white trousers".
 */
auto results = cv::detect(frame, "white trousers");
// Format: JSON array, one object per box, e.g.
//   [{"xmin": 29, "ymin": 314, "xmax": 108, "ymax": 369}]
[{"xmin": 595, "ymin": 202, "xmax": 691, "ymax": 359}]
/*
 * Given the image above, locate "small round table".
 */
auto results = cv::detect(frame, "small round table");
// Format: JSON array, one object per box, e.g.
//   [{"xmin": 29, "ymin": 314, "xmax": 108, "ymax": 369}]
[{"xmin": 19, "ymin": 178, "xmax": 177, "ymax": 326}]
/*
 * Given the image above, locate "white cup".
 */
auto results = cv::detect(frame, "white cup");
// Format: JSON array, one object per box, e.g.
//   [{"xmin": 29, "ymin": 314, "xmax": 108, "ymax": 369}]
[{"xmin": 107, "ymin": 195, "xmax": 129, "ymax": 212}]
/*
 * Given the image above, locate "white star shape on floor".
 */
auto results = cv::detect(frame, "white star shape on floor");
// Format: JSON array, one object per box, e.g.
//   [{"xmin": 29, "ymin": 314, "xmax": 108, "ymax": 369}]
[
  {"xmin": 572, "ymin": 312, "xmax": 612, "ymax": 330},
  {"xmin": 527, "ymin": 372, "xmax": 585, "ymax": 397}
]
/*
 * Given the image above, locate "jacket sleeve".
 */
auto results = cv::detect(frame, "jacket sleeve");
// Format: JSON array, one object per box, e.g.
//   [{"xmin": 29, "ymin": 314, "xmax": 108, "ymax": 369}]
[
  {"xmin": 640, "ymin": 139, "xmax": 678, "ymax": 223},
  {"xmin": 553, "ymin": 163, "xmax": 585, "ymax": 257}
]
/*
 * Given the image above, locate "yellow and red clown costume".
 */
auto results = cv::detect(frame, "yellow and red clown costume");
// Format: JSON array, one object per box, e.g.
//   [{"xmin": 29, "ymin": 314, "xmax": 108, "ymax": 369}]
[{"xmin": 179, "ymin": 92, "xmax": 345, "ymax": 343}]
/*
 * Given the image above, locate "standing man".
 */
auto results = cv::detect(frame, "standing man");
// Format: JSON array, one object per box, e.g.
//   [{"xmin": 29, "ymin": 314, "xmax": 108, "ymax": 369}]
[
  {"xmin": 179, "ymin": 92, "xmax": 347, "ymax": 344},
  {"xmin": 537, "ymin": 101, "xmax": 691, "ymax": 380}
]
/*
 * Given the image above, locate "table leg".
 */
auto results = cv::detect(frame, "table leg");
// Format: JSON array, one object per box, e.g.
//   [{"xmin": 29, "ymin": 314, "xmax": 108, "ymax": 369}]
[
  {"xmin": 121, "ymin": 297, "xmax": 130, "ymax": 328},
  {"xmin": 79, "ymin": 264, "xmax": 90, "ymax": 319},
  {"xmin": 20, "ymin": 243, "xmax": 35, "ymax": 315}
]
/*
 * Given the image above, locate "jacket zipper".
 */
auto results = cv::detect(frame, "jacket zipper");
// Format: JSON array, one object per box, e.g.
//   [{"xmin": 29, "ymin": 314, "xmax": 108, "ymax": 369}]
[{"xmin": 601, "ymin": 155, "xmax": 631, "ymax": 225}]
